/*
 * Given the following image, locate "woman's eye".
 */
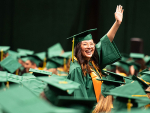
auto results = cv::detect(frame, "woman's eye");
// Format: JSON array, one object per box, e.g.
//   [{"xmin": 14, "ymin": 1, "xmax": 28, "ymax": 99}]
[
  {"xmin": 83, "ymin": 44, "xmax": 87, "ymax": 45},
  {"xmin": 90, "ymin": 43, "xmax": 94, "ymax": 45}
]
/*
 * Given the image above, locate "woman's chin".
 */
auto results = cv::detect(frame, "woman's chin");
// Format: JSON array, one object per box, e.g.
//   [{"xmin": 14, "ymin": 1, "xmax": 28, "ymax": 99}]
[{"xmin": 84, "ymin": 55, "xmax": 93, "ymax": 59}]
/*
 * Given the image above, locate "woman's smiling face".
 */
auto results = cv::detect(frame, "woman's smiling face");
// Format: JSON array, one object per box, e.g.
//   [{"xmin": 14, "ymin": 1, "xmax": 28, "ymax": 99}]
[{"xmin": 80, "ymin": 39, "xmax": 95, "ymax": 60}]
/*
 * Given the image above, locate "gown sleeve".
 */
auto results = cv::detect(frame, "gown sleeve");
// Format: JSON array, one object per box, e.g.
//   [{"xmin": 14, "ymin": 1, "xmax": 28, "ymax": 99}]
[{"xmin": 95, "ymin": 34, "xmax": 121, "ymax": 69}]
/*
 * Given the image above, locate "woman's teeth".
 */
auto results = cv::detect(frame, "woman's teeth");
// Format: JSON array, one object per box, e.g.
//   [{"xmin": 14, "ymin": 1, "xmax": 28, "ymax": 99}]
[{"xmin": 85, "ymin": 50, "xmax": 92, "ymax": 54}]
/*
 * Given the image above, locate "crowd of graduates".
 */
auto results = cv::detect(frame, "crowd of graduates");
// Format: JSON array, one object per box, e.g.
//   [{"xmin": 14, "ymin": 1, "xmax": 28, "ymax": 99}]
[
  {"xmin": 0, "ymin": 5, "xmax": 150, "ymax": 113},
  {"xmin": 0, "ymin": 41, "xmax": 150, "ymax": 113}
]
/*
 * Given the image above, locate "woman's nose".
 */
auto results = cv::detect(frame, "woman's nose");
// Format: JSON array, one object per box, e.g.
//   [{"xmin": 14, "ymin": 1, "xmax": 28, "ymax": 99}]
[{"xmin": 87, "ymin": 44, "xmax": 91, "ymax": 48}]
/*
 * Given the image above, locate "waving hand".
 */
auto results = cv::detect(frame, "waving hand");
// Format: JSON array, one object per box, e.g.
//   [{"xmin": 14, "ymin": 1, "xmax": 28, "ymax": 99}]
[{"xmin": 115, "ymin": 5, "xmax": 124, "ymax": 24}]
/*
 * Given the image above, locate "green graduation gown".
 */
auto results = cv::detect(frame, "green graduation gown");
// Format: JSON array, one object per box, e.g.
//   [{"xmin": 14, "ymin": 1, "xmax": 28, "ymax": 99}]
[{"xmin": 67, "ymin": 34, "xmax": 121, "ymax": 99}]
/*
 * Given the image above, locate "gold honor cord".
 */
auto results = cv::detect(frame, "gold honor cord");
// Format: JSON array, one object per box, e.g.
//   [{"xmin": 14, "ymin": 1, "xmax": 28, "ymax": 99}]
[
  {"xmin": 89, "ymin": 60, "xmax": 103, "ymax": 102},
  {"xmin": 73, "ymin": 57, "xmax": 102, "ymax": 79},
  {"xmin": 91, "ymin": 61, "xmax": 102, "ymax": 79},
  {"xmin": 72, "ymin": 37, "xmax": 75, "ymax": 62},
  {"xmin": 1, "ymin": 49, "xmax": 3, "ymax": 61},
  {"xmin": 73, "ymin": 56, "xmax": 102, "ymax": 102}
]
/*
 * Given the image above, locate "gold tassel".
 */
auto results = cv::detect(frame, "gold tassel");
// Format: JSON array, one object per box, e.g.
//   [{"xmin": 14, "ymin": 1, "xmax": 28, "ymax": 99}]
[
  {"xmin": 1, "ymin": 49, "xmax": 3, "ymax": 61},
  {"xmin": 6, "ymin": 81, "xmax": 9, "ymax": 88},
  {"xmin": 64, "ymin": 58, "xmax": 67, "ymax": 71},
  {"xmin": 16, "ymin": 69, "xmax": 19, "ymax": 75},
  {"xmin": 72, "ymin": 37, "xmax": 75, "ymax": 62},
  {"xmin": 43, "ymin": 57, "xmax": 47, "ymax": 69},
  {"xmin": 127, "ymin": 99, "xmax": 133, "ymax": 111}
]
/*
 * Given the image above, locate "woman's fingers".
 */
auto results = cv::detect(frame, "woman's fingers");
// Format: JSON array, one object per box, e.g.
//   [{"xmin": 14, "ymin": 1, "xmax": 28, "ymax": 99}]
[
  {"xmin": 119, "ymin": 5, "xmax": 121, "ymax": 12},
  {"xmin": 120, "ymin": 5, "xmax": 123, "ymax": 12},
  {"xmin": 121, "ymin": 9, "xmax": 124, "ymax": 14},
  {"xmin": 116, "ymin": 5, "xmax": 123, "ymax": 13},
  {"xmin": 118, "ymin": 5, "xmax": 121, "ymax": 12},
  {"xmin": 115, "ymin": 5, "xmax": 124, "ymax": 15},
  {"xmin": 116, "ymin": 5, "xmax": 118, "ymax": 12}
]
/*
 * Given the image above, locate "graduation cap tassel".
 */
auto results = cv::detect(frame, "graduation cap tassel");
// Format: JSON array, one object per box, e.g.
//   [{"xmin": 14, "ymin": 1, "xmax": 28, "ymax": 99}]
[
  {"xmin": 16, "ymin": 69, "xmax": 19, "ymax": 75},
  {"xmin": 64, "ymin": 58, "xmax": 67, "ymax": 71},
  {"xmin": 127, "ymin": 99, "xmax": 133, "ymax": 111},
  {"xmin": 72, "ymin": 37, "xmax": 75, "ymax": 62},
  {"xmin": 43, "ymin": 57, "xmax": 47, "ymax": 69},
  {"xmin": 6, "ymin": 81, "xmax": 9, "ymax": 88},
  {"xmin": 1, "ymin": 49, "xmax": 3, "ymax": 61}
]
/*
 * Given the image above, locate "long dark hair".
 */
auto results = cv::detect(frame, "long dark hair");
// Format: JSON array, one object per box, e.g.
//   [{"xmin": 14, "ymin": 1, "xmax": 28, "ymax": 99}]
[
  {"xmin": 135, "ymin": 59, "xmax": 146, "ymax": 70},
  {"xmin": 93, "ymin": 94, "xmax": 113, "ymax": 113},
  {"xmin": 74, "ymin": 42, "xmax": 100, "ymax": 76}
]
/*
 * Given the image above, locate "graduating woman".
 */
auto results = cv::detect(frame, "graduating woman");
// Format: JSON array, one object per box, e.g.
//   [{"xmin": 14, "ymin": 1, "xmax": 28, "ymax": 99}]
[{"xmin": 67, "ymin": 5, "xmax": 124, "ymax": 102}]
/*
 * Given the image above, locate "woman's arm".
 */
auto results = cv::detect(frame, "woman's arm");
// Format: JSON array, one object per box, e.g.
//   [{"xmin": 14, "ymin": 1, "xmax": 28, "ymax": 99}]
[{"xmin": 107, "ymin": 5, "xmax": 124, "ymax": 42}]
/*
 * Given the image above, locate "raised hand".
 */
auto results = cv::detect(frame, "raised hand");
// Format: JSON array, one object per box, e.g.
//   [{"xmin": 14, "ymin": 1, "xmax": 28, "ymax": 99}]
[
  {"xmin": 115, "ymin": 5, "xmax": 124, "ymax": 24},
  {"xmin": 107, "ymin": 5, "xmax": 124, "ymax": 42}
]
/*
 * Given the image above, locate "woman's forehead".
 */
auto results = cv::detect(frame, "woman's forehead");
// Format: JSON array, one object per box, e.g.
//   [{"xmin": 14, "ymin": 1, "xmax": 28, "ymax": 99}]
[{"xmin": 81, "ymin": 39, "xmax": 94, "ymax": 43}]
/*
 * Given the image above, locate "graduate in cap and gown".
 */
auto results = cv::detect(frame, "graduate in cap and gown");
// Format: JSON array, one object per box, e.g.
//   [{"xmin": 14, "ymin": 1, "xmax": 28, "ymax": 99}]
[
  {"xmin": 67, "ymin": 5, "xmax": 123, "ymax": 102},
  {"xmin": 17, "ymin": 48, "xmax": 34, "ymax": 66},
  {"xmin": 0, "ymin": 46, "xmax": 10, "ymax": 71},
  {"xmin": 45, "ymin": 43, "xmax": 71, "ymax": 75},
  {"xmin": 46, "ymin": 51, "xmax": 72, "ymax": 76},
  {"xmin": 130, "ymin": 53, "xmax": 146, "ymax": 71},
  {"xmin": 24, "ymin": 52, "xmax": 46, "ymax": 73},
  {"xmin": 17, "ymin": 48, "xmax": 34, "ymax": 75}
]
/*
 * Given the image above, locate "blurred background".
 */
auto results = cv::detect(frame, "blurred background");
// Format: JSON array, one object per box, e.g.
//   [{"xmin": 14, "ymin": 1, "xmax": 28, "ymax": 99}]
[{"xmin": 0, "ymin": 0, "xmax": 150, "ymax": 54}]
